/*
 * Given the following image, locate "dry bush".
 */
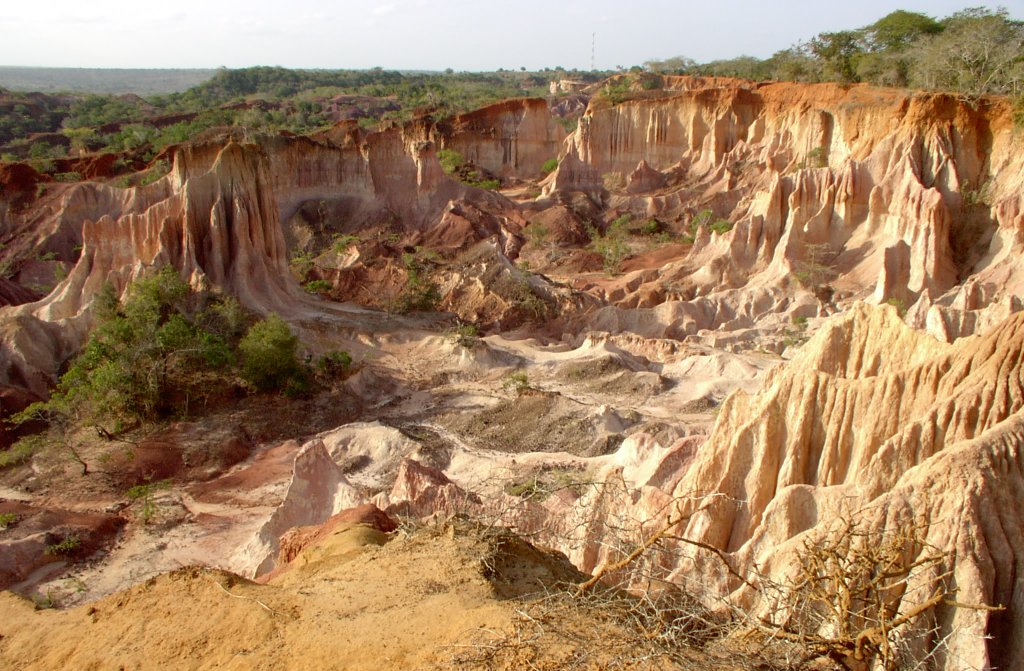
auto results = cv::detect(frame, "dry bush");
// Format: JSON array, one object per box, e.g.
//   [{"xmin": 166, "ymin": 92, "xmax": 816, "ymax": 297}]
[{"xmin": 431, "ymin": 464, "xmax": 997, "ymax": 670}]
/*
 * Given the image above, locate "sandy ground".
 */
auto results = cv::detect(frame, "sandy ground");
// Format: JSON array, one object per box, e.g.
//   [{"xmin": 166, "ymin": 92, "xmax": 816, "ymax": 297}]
[{"xmin": 0, "ymin": 520, "xmax": 775, "ymax": 671}]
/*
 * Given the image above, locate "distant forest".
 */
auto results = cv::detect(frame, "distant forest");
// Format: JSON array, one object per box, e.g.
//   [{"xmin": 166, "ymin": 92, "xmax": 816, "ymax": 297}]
[
  {"xmin": 0, "ymin": 7, "xmax": 1021, "ymax": 175},
  {"xmin": 0, "ymin": 68, "xmax": 217, "ymax": 95}
]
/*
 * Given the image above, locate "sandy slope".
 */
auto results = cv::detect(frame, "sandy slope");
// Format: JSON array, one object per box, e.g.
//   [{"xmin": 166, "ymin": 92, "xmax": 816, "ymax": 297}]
[{"xmin": 0, "ymin": 521, "xmax": 766, "ymax": 670}]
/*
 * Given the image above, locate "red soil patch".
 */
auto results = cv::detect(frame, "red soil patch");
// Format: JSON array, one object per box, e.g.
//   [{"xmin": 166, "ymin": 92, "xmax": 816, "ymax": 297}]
[
  {"xmin": 0, "ymin": 501, "xmax": 124, "ymax": 590},
  {"xmin": 187, "ymin": 440, "xmax": 301, "ymax": 504}
]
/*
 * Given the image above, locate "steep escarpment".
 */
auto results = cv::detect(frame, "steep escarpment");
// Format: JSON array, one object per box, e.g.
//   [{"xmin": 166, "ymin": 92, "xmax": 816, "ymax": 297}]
[
  {"xmin": 552, "ymin": 81, "xmax": 1022, "ymax": 341},
  {"xmin": 440, "ymin": 97, "xmax": 567, "ymax": 179}
]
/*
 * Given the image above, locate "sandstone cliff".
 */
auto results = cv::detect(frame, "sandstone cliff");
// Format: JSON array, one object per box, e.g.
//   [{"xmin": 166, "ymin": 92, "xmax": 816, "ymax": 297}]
[{"xmin": 552, "ymin": 80, "xmax": 1023, "ymax": 342}]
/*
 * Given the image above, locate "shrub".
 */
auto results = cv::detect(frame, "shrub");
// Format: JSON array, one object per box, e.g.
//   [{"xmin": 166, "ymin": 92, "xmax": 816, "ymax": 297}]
[
  {"xmin": 541, "ymin": 158, "xmax": 559, "ymax": 175},
  {"xmin": 503, "ymin": 275, "xmax": 552, "ymax": 321},
  {"xmin": 45, "ymin": 534, "xmax": 81, "ymax": 557},
  {"xmin": 0, "ymin": 434, "xmax": 45, "ymax": 469},
  {"xmin": 303, "ymin": 279, "xmax": 332, "ymax": 295},
  {"xmin": 0, "ymin": 512, "xmax": 16, "ymax": 530},
  {"xmin": 126, "ymin": 479, "xmax": 171, "ymax": 524},
  {"xmin": 640, "ymin": 219, "xmax": 661, "ymax": 236},
  {"xmin": 792, "ymin": 242, "xmax": 837, "ymax": 295},
  {"xmin": 525, "ymin": 222, "xmax": 550, "ymax": 246},
  {"xmin": 438, "ymin": 148, "xmax": 464, "ymax": 174},
  {"xmin": 315, "ymin": 350, "xmax": 352, "ymax": 380},
  {"xmin": 502, "ymin": 372, "xmax": 531, "ymax": 394},
  {"xmin": 885, "ymin": 297, "xmax": 907, "ymax": 317},
  {"xmin": 238, "ymin": 314, "xmax": 305, "ymax": 393},
  {"xmin": 690, "ymin": 209, "xmax": 714, "ymax": 233},
  {"xmin": 139, "ymin": 159, "xmax": 170, "ymax": 187},
  {"xmin": 709, "ymin": 219, "xmax": 734, "ymax": 235},
  {"xmin": 289, "ymin": 250, "xmax": 315, "ymax": 282},
  {"xmin": 332, "ymin": 233, "xmax": 360, "ymax": 253},
  {"xmin": 395, "ymin": 250, "xmax": 441, "ymax": 313},
  {"xmin": 588, "ymin": 223, "xmax": 630, "ymax": 275},
  {"xmin": 556, "ymin": 117, "xmax": 579, "ymax": 134},
  {"xmin": 469, "ymin": 178, "xmax": 500, "ymax": 190},
  {"xmin": 448, "ymin": 322, "xmax": 480, "ymax": 349}
]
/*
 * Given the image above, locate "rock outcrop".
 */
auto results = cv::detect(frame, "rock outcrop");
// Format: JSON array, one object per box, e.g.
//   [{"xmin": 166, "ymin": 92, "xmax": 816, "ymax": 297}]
[
  {"xmin": 546, "ymin": 79, "xmax": 1023, "ymax": 340},
  {"xmin": 441, "ymin": 98, "xmax": 567, "ymax": 179},
  {"xmin": 653, "ymin": 302, "xmax": 1024, "ymax": 668}
]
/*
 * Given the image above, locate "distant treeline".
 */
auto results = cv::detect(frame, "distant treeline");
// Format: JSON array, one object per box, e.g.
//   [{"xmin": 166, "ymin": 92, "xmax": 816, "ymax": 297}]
[
  {"xmin": 0, "ymin": 66, "xmax": 602, "ymax": 166},
  {"xmin": 647, "ymin": 7, "xmax": 1024, "ymax": 97},
  {"xmin": 0, "ymin": 68, "xmax": 217, "ymax": 95}
]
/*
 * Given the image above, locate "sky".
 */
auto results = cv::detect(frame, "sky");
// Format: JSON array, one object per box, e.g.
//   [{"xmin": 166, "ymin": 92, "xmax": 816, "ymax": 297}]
[{"xmin": 4, "ymin": 1, "xmax": 1023, "ymax": 71}]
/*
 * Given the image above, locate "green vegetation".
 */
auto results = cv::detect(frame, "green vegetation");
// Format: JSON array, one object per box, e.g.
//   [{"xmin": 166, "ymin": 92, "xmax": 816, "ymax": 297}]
[
  {"xmin": 331, "ymin": 233, "xmax": 361, "ymax": 253},
  {"xmin": 556, "ymin": 117, "xmax": 579, "ymax": 134},
  {"xmin": 806, "ymin": 147, "xmax": 828, "ymax": 169},
  {"xmin": 502, "ymin": 273, "xmax": 552, "ymax": 321},
  {"xmin": 395, "ymin": 249, "xmax": 442, "ymax": 313},
  {"xmin": 502, "ymin": 372, "xmax": 532, "ymax": 394},
  {"xmin": 0, "ymin": 434, "xmax": 42, "ymax": 467},
  {"xmin": 138, "ymin": 159, "xmax": 170, "ymax": 187},
  {"xmin": 792, "ymin": 243, "xmax": 838, "ymax": 298},
  {"xmin": 438, "ymin": 148, "xmax": 464, "ymax": 175},
  {"xmin": 886, "ymin": 296, "xmax": 907, "ymax": 317},
  {"xmin": 600, "ymin": 78, "xmax": 633, "ymax": 105},
  {"xmin": 0, "ymin": 512, "xmax": 17, "ymax": 530},
  {"xmin": 708, "ymin": 219, "xmax": 734, "ymax": 235},
  {"xmin": 5, "ymin": 269, "xmax": 324, "ymax": 474},
  {"xmin": 962, "ymin": 180, "xmax": 991, "ymax": 209},
  {"xmin": 303, "ymin": 279, "xmax": 333, "ymax": 295},
  {"xmin": 126, "ymin": 479, "xmax": 171, "ymax": 524},
  {"xmin": 12, "ymin": 269, "xmax": 235, "ymax": 435},
  {"xmin": 525, "ymin": 222, "xmax": 550, "ymax": 246},
  {"xmin": 649, "ymin": 8, "xmax": 1024, "ymax": 98},
  {"xmin": 504, "ymin": 466, "xmax": 590, "ymax": 500},
  {"xmin": 44, "ymin": 534, "xmax": 81, "ymax": 557},
  {"xmin": 0, "ymin": 67, "xmax": 216, "ymax": 95},
  {"xmin": 447, "ymin": 322, "xmax": 481, "ymax": 349},
  {"xmin": 0, "ymin": 66, "xmax": 593, "ymax": 166},
  {"xmin": 1, "ymin": 11, "xmax": 1021, "ymax": 168},
  {"xmin": 588, "ymin": 215, "xmax": 632, "ymax": 275},
  {"xmin": 437, "ymin": 147, "xmax": 501, "ymax": 190},
  {"xmin": 314, "ymin": 350, "xmax": 353, "ymax": 381},
  {"xmin": 639, "ymin": 219, "xmax": 661, "ymax": 236},
  {"xmin": 289, "ymin": 250, "xmax": 316, "ymax": 282},
  {"xmin": 238, "ymin": 314, "xmax": 307, "ymax": 395},
  {"xmin": 541, "ymin": 158, "xmax": 559, "ymax": 175}
]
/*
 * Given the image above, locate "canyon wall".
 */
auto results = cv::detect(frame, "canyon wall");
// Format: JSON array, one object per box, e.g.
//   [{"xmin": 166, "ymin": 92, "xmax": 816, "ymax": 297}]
[{"xmin": 558, "ymin": 81, "xmax": 1024, "ymax": 336}]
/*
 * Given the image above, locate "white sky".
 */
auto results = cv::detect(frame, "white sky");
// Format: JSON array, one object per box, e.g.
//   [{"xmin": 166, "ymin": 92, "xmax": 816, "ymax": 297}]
[{"xmin": 4, "ymin": 1, "xmax": 1022, "ymax": 71}]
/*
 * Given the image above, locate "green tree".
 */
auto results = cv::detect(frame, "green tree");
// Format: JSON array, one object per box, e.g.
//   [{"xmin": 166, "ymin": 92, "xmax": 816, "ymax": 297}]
[
  {"xmin": 8, "ymin": 268, "xmax": 237, "ymax": 472},
  {"xmin": 864, "ymin": 10, "xmax": 942, "ymax": 51},
  {"xmin": 46, "ymin": 270, "xmax": 223, "ymax": 427},
  {"xmin": 438, "ymin": 148, "xmax": 464, "ymax": 175},
  {"xmin": 911, "ymin": 8, "xmax": 1024, "ymax": 96},
  {"xmin": 765, "ymin": 47, "xmax": 822, "ymax": 82},
  {"xmin": 807, "ymin": 31, "xmax": 866, "ymax": 83}
]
